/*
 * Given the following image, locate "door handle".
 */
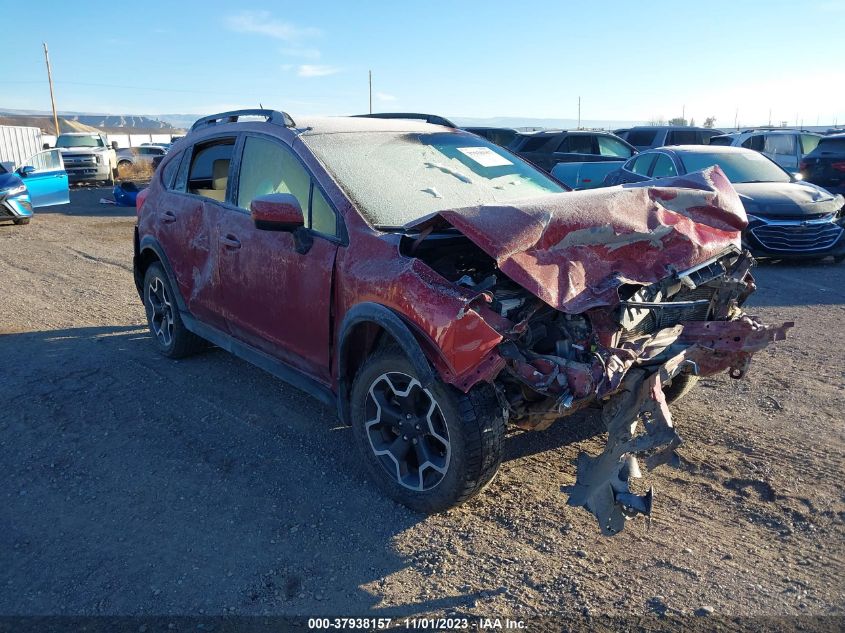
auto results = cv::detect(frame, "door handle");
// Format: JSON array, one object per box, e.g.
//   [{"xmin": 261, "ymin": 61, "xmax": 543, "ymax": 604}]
[
  {"xmin": 220, "ymin": 234, "xmax": 241, "ymax": 249},
  {"xmin": 162, "ymin": 211, "xmax": 177, "ymax": 224}
]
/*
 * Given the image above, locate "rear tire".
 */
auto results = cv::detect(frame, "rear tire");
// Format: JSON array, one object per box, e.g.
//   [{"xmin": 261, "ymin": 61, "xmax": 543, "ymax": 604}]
[
  {"xmin": 13, "ymin": 217, "xmax": 31, "ymax": 225},
  {"xmin": 350, "ymin": 348, "xmax": 504, "ymax": 513},
  {"xmin": 142, "ymin": 262, "xmax": 204, "ymax": 359},
  {"xmin": 663, "ymin": 374, "xmax": 699, "ymax": 404}
]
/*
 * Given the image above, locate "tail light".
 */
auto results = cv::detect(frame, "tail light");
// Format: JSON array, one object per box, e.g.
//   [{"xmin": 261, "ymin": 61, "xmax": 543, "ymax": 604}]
[
  {"xmin": 832, "ymin": 162, "xmax": 845, "ymax": 173},
  {"xmin": 136, "ymin": 187, "xmax": 150, "ymax": 216},
  {"xmin": 798, "ymin": 160, "xmax": 809, "ymax": 172}
]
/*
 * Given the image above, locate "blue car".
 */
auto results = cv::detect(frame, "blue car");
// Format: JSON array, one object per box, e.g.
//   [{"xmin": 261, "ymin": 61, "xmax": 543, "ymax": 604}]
[{"xmin": 0, "ymin": 149, "xmax": 69, "ymax": 225}]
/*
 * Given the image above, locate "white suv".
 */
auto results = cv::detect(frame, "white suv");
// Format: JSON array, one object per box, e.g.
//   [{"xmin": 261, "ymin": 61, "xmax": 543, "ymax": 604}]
[{"xmin": 709, "ymin": 129, "xmax": 822, "ymax": 172}]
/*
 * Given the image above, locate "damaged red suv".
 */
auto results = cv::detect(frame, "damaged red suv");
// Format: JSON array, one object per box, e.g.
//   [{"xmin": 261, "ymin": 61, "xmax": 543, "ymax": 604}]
[{"xmin": 134, "ymin": 109, "xmax": 791, "ymax": 534}]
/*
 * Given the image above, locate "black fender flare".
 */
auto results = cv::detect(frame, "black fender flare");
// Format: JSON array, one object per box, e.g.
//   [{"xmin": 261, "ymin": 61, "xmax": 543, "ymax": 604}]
[
  {"xmin": 135, "ymin": 235, "xmax": 189, "ymax": 313},
  {"xmin": 336, "ymin": 302, "xmax": 436, "ymax": 425}
]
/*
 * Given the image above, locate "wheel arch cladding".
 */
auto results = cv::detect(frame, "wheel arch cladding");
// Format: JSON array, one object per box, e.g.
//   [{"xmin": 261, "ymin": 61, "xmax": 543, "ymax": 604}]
[
  {"xmin": 135, "ymin": 236, "xmax": 188, "ymax": 313},
  {"xmin": 337, "ymin": 302, "xmax": 436, "ymax": 425}
]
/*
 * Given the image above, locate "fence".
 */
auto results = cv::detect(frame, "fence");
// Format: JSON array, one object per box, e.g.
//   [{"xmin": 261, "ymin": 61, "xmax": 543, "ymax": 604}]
[{"xmin": 0, "ymin": 125, "xmax": 43, "ymax": 167}]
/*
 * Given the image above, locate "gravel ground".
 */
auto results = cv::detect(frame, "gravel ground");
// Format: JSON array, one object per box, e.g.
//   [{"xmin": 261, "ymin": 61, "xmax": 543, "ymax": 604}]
[{"xmin": 1, "ymin": 187, "xmax": 844, "ymax": 622}]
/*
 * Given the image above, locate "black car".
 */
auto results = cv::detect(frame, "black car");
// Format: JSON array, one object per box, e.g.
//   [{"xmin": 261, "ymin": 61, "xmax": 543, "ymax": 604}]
[
  {"xmin": 507, "ymin": 130, "xmax": 636, "ymax": 173},
  {"xmin": 616, "ymin": 126, "xmax": 723, "ymax": 151},
  {"xmin": 604, "ymin": 145, "xmax": 845, "ymax": 261},
  {"xmin": 800, "ymin": 133, "xmax": 845, "ymax": 195}
]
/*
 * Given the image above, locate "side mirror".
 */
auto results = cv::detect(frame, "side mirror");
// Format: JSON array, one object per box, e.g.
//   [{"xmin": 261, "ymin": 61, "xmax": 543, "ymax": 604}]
[
  {"xmin": 16, "ymin": 165, "xmax": 36, "ymax": 177},
  {"xmin": 111, "ymin": 141, "xmax": 119, "ymax": 150},
  {"xmin": 42, "ymin": 143, "xmax": 51, "ymax": 150},
  {"xmin": 250, "ymin": 193, "xmax": 304, "ymax": 231}
]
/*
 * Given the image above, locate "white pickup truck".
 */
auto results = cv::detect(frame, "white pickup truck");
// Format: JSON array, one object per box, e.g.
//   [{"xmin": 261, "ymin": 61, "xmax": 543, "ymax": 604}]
[{"xmin": 53, "ymin": 133, "xmax": 118, "ymax": 184}]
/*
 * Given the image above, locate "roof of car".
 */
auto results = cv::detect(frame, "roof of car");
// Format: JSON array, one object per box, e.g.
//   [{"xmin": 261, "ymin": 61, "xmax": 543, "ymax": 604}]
[
  {"xmin": 650, "ymin": 145, "xmax": 757, "ymax": 154},
  {"xmin": 626, "ymin": 126, "xmax": 720, "ymax": 132}
]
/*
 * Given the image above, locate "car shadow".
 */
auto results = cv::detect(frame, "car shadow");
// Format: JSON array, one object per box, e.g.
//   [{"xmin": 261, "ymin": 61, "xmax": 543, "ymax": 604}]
[{"xmin": 1, "ymin": 324, "xmax": 512, "ymax": 617}]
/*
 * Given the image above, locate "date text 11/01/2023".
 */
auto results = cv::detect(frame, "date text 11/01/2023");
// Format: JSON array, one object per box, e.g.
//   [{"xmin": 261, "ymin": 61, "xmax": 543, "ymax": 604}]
[{"xmin": 307, "ymin": 617, "xmax": 526, "ymax": 629}]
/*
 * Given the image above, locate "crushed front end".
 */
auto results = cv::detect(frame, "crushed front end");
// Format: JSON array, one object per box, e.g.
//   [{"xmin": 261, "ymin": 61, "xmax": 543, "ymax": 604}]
[
  {"xmin": 488, "ymin": 248, "xmax": 791, "ymax": 534},
  {"xmin": 404, "ymin": 167, "xmax": 793, "ymax": 534}
]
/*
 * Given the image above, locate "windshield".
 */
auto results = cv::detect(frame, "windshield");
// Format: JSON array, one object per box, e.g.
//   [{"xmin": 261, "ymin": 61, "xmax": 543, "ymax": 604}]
[
  {"xmin": 303, "ymin": 131, "xmax": 566, "ymax": 227},
  {"xmin": 55, "ymin": 135, "xmax": 104, "ymax": 148},
  {"xmin": 679, "ymin": 151, "xmax": 791, "ymax": 183}
]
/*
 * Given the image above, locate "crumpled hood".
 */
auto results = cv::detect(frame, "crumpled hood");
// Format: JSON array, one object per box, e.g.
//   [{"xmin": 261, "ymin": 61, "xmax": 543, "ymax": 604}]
[
  {"xmin": 735, "ymin": 181, "xmax": 844, "ymax": 218},
  {"xmin": 409, "ymin": 167, "xmax": 747, "ymax": 313}
]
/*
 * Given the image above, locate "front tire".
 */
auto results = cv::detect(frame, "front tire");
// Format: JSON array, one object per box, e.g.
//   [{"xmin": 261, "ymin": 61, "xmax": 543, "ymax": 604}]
[
  {"xmin": 143, "ymin": 262, "xmax": 204, "ymax": 358},
  {"xmin": 350, "ymin": 348, "xmax": 504, "ymax": 513},
  {"xmin": 13, "ymin": 217, "xmax": 31, "ymax": 225}
]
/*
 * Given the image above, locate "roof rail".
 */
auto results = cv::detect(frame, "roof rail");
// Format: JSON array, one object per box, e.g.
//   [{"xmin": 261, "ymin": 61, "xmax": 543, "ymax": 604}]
[
  {"xmin": 190, "ymin": 109, "xmax": 295, "ymax": 131},
  {"xmin": 740, "ymin": 126, "xmax": 815, "ymax": 134},
  {"xmin": 352, "ymin": 112, "xmax": 457, "ymax": 128}
]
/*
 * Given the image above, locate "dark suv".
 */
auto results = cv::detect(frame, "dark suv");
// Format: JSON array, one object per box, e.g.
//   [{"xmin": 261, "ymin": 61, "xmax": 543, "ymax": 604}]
[
  {"xmin": 616, "ymin": 126, "xmax": 723, "ymax": 151},
  {"xmin": 508, "ymin": 130, "xmax": 636, "ymax": 172},
  {"xmin": 134, "ymin": 109, "xmax": 789, "ymax": 534},
  {"xmin": 801, "ymin": 133, "xmax": 845, "ymax": 194}
]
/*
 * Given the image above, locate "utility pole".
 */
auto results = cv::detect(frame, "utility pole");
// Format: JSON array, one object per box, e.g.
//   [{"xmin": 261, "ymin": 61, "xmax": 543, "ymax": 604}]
[
  {"xmin": 577, "ymin": 96, "xmax": 581, "ymax": 129},
  {"xmin": 734, "ymin": 107, "xmax": 739, "ymax": 130},
  {"xmin": 768, "ymin": 108, "xmax": 772, "ymax": 127},
  {"xmin": 368, "ymin": 70, "xmax": 372, "ymax": 115},
  {"xmin": 43, "ymin": 42, "xmax": 60, "ymax": 136},
  {"xmin": 681, "ymin": 104, "xmax": 685, "ymax": 124}
]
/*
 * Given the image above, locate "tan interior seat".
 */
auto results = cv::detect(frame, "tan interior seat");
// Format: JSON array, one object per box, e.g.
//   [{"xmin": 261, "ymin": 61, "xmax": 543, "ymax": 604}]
[{"xmin": 196, "ymin": 159, "xmax": 229, "ymax": 202}]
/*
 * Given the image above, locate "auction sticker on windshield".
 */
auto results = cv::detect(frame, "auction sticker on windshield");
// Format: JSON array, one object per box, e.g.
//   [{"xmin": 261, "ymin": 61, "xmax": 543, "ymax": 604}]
[{"xmin": 457, "ymin": 146, "xmax": 513, "ymax": 167}]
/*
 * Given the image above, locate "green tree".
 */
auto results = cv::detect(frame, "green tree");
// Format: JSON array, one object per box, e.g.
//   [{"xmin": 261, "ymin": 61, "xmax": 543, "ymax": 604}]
[{"xmin": 703, "ymin": 116, "xmax": 717, "ymax": 128}]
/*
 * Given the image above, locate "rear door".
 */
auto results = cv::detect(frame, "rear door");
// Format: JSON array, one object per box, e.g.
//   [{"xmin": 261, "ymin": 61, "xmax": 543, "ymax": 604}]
[
  {"xmin": 18, "ymin": 149, "xmax": 68, "ymax": 207},
  {"xmin": 153, "ymin": 138, "xmax": 236, "ymax": 330},
  {"xmin": 217, "ymin": 133, "xmax": 340, "ymax": 383}
]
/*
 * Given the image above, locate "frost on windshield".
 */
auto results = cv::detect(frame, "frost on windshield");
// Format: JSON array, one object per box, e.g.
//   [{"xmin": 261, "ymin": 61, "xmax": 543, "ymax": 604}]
[{"xmin": 303, "ymin": 132, "xmax": 564, "ymax": 227}]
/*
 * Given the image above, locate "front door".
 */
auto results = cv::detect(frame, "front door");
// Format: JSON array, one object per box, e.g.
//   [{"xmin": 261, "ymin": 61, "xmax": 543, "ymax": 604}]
[
  {"xmin": 217, "ymin": 134, "xmax": 339, "ymax": 383},
  {"xmin": 19, "ymin": 149, "xmax": 68, "ymax": 207}
]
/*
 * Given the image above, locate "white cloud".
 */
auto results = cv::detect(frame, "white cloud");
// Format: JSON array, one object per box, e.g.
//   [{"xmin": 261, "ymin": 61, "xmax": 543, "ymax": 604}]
[
  {"xmin": 297, "ymin": 64, "xmax": 341, "ymax": 78},
  {"xmin": 226, "ymin": 11, "xmax": 320, "ymax": 41},
  {"xmin": 376, "ymin": 92, "xmax": 397, "ymax": 102},
  {"xmin": 282, "ymin": 47, "xmax": 321, "ymax": 59}
]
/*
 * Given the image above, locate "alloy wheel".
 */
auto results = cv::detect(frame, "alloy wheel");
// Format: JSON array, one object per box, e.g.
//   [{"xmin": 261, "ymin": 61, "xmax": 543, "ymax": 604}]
[
  {"xmin": 364, "ymin": 372, "xmax": 451, "ymax": 491},
  {"xmin": 147, "ymin": 277, "xmax": 174, "ymax": 348}
]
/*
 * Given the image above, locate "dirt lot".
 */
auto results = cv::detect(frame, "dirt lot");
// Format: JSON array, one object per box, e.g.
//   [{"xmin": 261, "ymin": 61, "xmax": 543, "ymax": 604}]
[{"xmin": 1, "ymin": 187, "xmax": 844, "ymax": 622}]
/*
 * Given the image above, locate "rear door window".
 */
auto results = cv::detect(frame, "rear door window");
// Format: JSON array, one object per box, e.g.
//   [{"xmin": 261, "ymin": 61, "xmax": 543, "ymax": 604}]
[
  {"xmin": 650, "ymin": 154, "xmax": 677, "ymax": 178},
  {"xmin": 629, "ymin": 154, "xmax": 656, "ymax": 175},
  {"xmin": 817, "ymin": 137, "xmax": 845, "ymax": 152},
  {"xmin": 763, "ymin": 134, "xmax": 797, "ymax": 156},
  {"xmin": 741, "ymin": 135, "xmax": 765, "ymax": 151},
  {"xmin": 557, "ymin": 135, "xmax": 594, "ymax": 154},
  {"xmin": 626, "ymin": 130, "xmax": 658, "ymax": 147},
  {"xmin": 597, "ymin": 135, "xmax": 633, "ymax": 158},
  {"xmin": 516, "ymin": 136, "xmax": 551, "ymax": 153}
]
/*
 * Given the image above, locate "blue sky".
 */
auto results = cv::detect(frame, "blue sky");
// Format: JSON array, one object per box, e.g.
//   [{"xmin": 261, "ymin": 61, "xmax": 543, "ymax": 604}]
[{"xmin": 3, "ymin": 0, "xmax": 844, "ymax": 127}]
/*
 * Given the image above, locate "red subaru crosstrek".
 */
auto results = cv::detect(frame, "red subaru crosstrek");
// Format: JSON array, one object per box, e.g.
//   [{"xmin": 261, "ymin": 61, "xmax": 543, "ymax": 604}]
[{"xmin": 134, "ymin": 110, "xmax": 791, "ymax": 534}]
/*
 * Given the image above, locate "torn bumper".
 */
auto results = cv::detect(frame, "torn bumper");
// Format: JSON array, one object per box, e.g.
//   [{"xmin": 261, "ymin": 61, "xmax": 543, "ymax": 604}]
[{"xmin": 565, "ymin": 317, "xmax": 792, "ymax": 535}]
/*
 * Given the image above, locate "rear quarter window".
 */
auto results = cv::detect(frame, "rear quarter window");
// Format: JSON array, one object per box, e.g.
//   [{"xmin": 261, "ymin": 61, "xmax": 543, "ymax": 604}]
[
  {"xmin": 161, "ymin": 152, "xmax": 182, "ymax": 189},
  {"xmin": 817, "ymin": 138, "xmax": 845, "ymax": 152}
]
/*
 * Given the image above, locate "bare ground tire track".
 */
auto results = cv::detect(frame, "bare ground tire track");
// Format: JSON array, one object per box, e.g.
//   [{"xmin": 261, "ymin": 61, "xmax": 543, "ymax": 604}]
[{"xmin": 1, "ymin": 187, "xmax": 843, "ymax": 619}]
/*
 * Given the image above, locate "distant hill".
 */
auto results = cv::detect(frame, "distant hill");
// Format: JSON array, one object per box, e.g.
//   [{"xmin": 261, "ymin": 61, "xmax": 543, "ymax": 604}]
[{"xmin": 0, "ymin": 109, "xmax": 184, "ymax": 134}]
